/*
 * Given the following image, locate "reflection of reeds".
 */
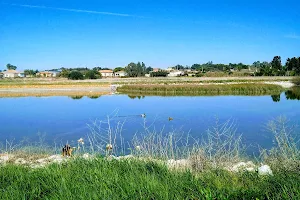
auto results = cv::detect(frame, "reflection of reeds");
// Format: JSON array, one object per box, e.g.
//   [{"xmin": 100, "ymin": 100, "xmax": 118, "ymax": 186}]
[{"xmin": 118, "ymin": 84, "xmax": 284, "ymax": 96}]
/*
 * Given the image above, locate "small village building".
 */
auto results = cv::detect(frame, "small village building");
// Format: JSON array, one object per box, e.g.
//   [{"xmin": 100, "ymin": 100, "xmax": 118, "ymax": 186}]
[
  {"xmin": 152, "ymin": 68, "xmax": 161, "ymax": 72},
  {"xmin": 114, "ymin": 70, "xmax": 127, "ymax": 77},
  {"xmin": 2, "ymin": 70, "xmax": 20, "ymax": 78},
  {"xmin": 37, "ymin": 71, "xmax": 60, "ymax": 77},
  {"xmin": 18, "ymin": 71, "xmax": 25, "ymax": 78},
  {"xmin": 99, "ymin": 70, "xmax": 114, "ymax": 77},
  {"xmin": 166, "ymin": 67, "xmax": 174, "ymax": 72},
  {"xmin": 168, "ymin": 71, "xmax": 185, "ymax": 77}
]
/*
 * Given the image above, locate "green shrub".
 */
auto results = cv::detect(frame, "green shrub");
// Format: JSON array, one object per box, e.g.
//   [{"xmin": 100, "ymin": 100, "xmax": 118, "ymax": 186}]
[
  {"xmin": 85, "ymin": 70, "xmax": 101, "ymax": 79},
  {"xmin": 68, "ymin": 71, "xmax": 84, "ymax": 80},
  {"xmin": 150, "ymin": 71, "xmax": 169, "ymax": 77}
]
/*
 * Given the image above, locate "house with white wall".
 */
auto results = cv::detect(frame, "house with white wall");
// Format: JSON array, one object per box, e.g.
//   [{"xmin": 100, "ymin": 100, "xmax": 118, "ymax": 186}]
[
  {"xmin": 99, "ymin": 70, "xmax": 114, "ymax": 77},
  {"xmin": 114, "ymin": 70, "xmax": 127, "ymax": 77},
  {"xmin": 167, "ymin": 70, "xmax": 185, "ymax": 77},
  {"xmin": 2, "ymin": 70, "xmax": 20, "ymax": 78}
]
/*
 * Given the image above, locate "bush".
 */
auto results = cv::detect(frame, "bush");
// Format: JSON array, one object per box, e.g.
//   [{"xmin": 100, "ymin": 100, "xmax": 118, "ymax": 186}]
[
  {"xmin": 85, "ymin": 70, "xmax": 101, "ymax": 79},
  {"xmin": 150, "ymin": 71, "xmax": 169, "ymax": 77},
  {"xmin": 68, "ymin": 71, "xmax": 84, "ymax": 80},
  {"xmin": 291, "ymin": 76, "xmax": 300, "ymax": 86}
]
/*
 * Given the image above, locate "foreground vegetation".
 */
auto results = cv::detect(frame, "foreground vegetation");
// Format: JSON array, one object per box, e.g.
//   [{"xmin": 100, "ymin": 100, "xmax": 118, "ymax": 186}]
[
  {"xmin": 1, "ymin": 157, "xmax": 299, "ymax": 200},
  {"xmin": 1, "ymin": 117, "xmax": 299, "ymax": 199}
]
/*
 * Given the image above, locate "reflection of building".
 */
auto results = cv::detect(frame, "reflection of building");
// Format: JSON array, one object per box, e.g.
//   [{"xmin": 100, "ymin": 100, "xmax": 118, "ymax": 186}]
[
  {"xmin": 114, "ymin": 71, "xmax": 127, "ymax": 77},
  {"xmin": 2, "ymin": 70, "xmax": 24, "ymax": 78},
  {"xmin": 99, "ymin": 70, "xmax": 114, "ymax": 77}
]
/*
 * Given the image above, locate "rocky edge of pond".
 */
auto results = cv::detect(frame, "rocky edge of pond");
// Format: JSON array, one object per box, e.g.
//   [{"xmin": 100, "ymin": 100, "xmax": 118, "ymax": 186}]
[{"xmin": 0, "ymin": 153, "xmax": 273, "ymax": 176}]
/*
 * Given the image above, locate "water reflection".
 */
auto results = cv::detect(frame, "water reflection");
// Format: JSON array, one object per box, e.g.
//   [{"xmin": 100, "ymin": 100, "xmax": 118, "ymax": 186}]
[
  {"xmin": 128, "ymin": 95, "xmax": 145, "ymax": 99},
  {"xmin": 88, "ymin": 95, "xmax": 101, "ymax": 99},
  {"xmin": 69, "ymin": 96, "xmax": 84, "ymax": 100},
  {"xmin": 285, "ymin": 87, "xmax": 300, "ymax": 100},
  {"xmin": 65, "ymin": 87, "xmax": 300, "ymax": 102},
  {"xmin": 271, "ymin": 94, "xmax": 281, "ymax": 102}
]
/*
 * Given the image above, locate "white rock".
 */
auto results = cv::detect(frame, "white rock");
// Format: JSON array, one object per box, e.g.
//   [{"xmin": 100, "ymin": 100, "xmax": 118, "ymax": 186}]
[
  {"xmin": 14, "ymin": 158, "xmax": 27, "ymax": 165},
  {"xmin": 258, "ymin": 165, "xmax": 273, "ymax": 176},
  {"xmin": 0, "ymin": 154, "xmax": 10, "ymax": 164},
  {"xmin": 117, "ymin": 155, "xmax": 134, "ymax": 160},
  {"xmin": 230, "ymin": 161, "xmax": 256, "ymax": 172},
  {"xmin": 82, "ymin": 153, "xmax": 94, "ymax": 160},
  {"xmin": 36, "ymin": 158, "xmax": 47, "ymax": 164},
  {"xmin": 167, "ymin": 159, "xmax": 190, "ymax": 169},
  {"xmin": 47, "ymin": 155, "xmax": 65, "ymax": 163}
]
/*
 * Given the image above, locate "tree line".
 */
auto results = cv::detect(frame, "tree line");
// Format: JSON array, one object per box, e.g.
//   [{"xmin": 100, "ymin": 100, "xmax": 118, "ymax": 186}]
[{"xmin": 2, "ymin": 56, "xmax": 300, "ymax": 78}]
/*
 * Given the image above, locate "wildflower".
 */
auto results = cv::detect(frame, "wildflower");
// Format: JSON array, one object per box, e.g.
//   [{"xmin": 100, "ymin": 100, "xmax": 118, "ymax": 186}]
[
  {"xmin": 135, "ymin": 146, "xmax": 141, "ymax": 151},
  {"xmin": 106, "ymin": 144, "xmax": 113, "ymax": 151},
  {"xmin": 77, "ymin": 138, "xmax": 84, "ymax": 145}
]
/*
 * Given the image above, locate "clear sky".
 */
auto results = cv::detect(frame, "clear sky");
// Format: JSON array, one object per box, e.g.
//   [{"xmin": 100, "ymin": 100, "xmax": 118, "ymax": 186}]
[{"xmin": 0, "ymin": 0, "xmax": 299, "ymax": 70}]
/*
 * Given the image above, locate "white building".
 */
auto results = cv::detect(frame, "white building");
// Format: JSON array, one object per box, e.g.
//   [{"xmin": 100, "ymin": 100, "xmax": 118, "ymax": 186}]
[
  {"xmin": 99, "ymin": 70, "xmax": 114, "ymax": 77},
  {"xmin": 114, "ymin": 70, "xmax": 127, "ymax": 77},
  {"xmin": 2, "ymin": 70, "xmax": 20, "ymax": 78},
  {"xmin": 167, "ymin": 71, "xmax": 184, "ymax": 77}
]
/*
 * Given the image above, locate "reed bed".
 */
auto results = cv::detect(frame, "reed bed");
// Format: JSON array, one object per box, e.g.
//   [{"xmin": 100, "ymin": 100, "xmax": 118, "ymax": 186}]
[{"xmin": 117, "ymin": 83, "xmax": 284, "ymax": 96}]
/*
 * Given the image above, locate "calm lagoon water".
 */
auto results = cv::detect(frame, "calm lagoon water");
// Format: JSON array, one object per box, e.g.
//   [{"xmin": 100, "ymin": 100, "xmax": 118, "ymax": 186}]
[{"xmin": 0, "ymin": 93, "xmax": 299, "ymax": 152}]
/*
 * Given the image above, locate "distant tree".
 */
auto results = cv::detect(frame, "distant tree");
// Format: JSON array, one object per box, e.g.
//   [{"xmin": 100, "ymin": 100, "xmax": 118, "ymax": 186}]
[
  {"xmin": 68, "ymin": 71, "xmax": 84, "ymax": 80},
  {"xmin": 271, "ymin": 56, "xmax": 283, "ymax": 75},
  {"xmin": 125, "ymin": 62, "xmax": 146, "ymax": 77},
  {"xmin": 146, "ymin": 67, "xmax": 153, "ymax": 74},
  {"xmin": 173, "ymin": 65, "xmax": 184, "ymax": 70},
  {"xmin": 286, "ymin": 57, "xmax": 300, "ymax": 75},
  {"xmin": 113, "ymin": 67, "xmax": 125, "ymax": 72},
  {"xmin": 93, "ymin": 67, "xmax": 102, "ymax": 71},
  {"xmin": 259, "ymin": 62, "xmax": 272, "ymax": 76},
  {"xmin": 59, "ymin": 69, "xmax": 70, "ymax": 78},
  {"xmin": 24, "ymin": 69, "xmax": 37, "ymax": 77},
  {"xmin": 6, "ymin": 63, "xmax": 17, "ymax": 70},
  {"xmin": 191, "ymin": 64, "xmax": 201, "ymax": 70}
]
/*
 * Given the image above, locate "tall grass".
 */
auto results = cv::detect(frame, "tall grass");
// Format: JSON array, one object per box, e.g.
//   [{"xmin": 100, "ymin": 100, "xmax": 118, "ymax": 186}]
[
  {"xmin": 1, "ymin": 158, "xmax": 300, "ymax": 199},
  {"xmin": 117, "ymin": 84, "xmax": 284, "ymax": 96},
  {"xmin": 260, "ymin": 116, "xmax": 300, "ymax": 173}
]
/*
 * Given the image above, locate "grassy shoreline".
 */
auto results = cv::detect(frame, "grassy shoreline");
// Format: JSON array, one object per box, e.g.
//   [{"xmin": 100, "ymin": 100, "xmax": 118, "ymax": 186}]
[
  {"xmin": 1, "ymin": 116, "xmax": 299, "ymax": 199},
  {"xmin": 0, "ymin": 76, "xmax": 292, "ymax": 86},
  {"xmin": 1, "ymin": 156, "xmax": 299, "ymax": 199}
]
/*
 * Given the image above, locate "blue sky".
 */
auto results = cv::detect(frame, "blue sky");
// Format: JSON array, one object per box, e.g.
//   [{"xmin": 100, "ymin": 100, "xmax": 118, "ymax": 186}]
[{"xmin": 0, "ymin": 0, "xmax": 299, "ymax": 70}]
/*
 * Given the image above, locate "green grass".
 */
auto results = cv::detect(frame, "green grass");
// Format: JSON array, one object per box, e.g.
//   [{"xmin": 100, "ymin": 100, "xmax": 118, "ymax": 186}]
[
  {"xmin": 117, "ymin": 84, "xmax": 284, "ymax": 96},
  {"xmin": 1, "ymin": 157, "xmax": 299, "ymax": 200}
]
